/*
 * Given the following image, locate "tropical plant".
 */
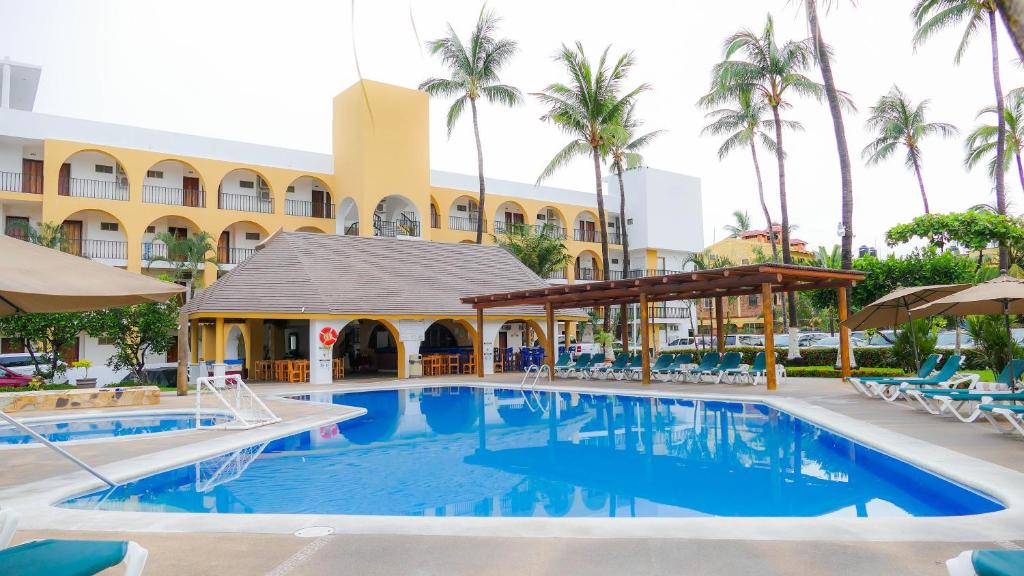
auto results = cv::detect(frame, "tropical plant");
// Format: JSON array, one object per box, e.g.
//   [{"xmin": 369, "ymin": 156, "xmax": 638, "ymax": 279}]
[
  {"xmin": 723, "ymin": 210, "xmax": 752, "ymax": 239},
  {"xmin": 862, "ymin": 86, "xmax": 958, "ymax": 214},
  {"xmin": 892, "ymin": 318, "xmax": 940, "ymax": 372},
  {"xmin": 700, "ymin": 88, "xmax": 800, "ymax": 261},
  {"xmin": 913, "ymin": 0, "xmax": 1008, "ymax": 268},
  {"xmin": 966, "ymin": 314, "xmax": 1019, "ymax": 373},
  {"xmin": 145, "ymin": 231, "xmax": 219, "ymax": 297},
  {"xmin": 685, "ymin": 249, "xmax": 735, "ymax": 270},
  {"xmin": 850, "ymin": 248, "xmax": 978, "ymax": 309},
  {"xmin": 492, "ymin": 224, "xmax": 572, "ymax": 280},
  {"xmin": 419, "ymin": 8, "xmax": 522, "ymax": 244},
  {"xmin": 535, "ymin": 42, "xmax": 648, "ymax": 331},
  {"xmin": 966, "ymin": 91, "xmax": 1024, "ymax": 192},
  {"xmin": 0, "ymin": 312, "xmax": 91, "ymax": 380},
  {"xmin": 885, "ymin": 210, "xmax": 1024, "ymax": 268},
  {"xmin": 86, "ymin": 301, "xmax": 180, "ymax": 384},
  {"xmin": 5, "ymin": 220, "xmax": 68, "ymax": 249}
]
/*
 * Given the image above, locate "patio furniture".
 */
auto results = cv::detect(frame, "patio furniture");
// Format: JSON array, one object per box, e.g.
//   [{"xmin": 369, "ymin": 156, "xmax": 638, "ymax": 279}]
[
  {"xmin": 462, "ymin": 354, "xmax": 476, "ymax": 374},
  {"xmin": 869, "ymin": 356, "xmax": 966, "ymax": 401},
  {"xmin": 726, "ymin": 352, "xmax": 765, "ymax": 385},
  {"xmin": 628, "ymin": 354, "xmax": 673, "ymax": 381},
  {"xmin": 590, "ymin": 353, "xmax": 630, "ymax": 380},
  {"xmin": 493, "ymin": 349, "xmax": 505, "ymax": 373},
  {"xmin": 564, "ymin": 353, "xmax": 592, "ymax": 379},
  {"xmin": 332, "ymin": 358, "xmax": 345, "ymax": 380},
  {"xmin": 701, "ymin": 351, "xmax": 742, "ymax": 384},
  {"xmin": 654, "ymin": 353, "xmax": 693, "ymax": 382},
  {"xmin": 905, "ymin": 359, "xmax": 1024, "ymax": 419},
  {"xmin": 552, "ymin": 353, "xmax": 574, "ymax": 377},
  {"xmin": 850, "ymin": 353, "xmax": 942, "ymax": 397},
  {"xmin": 253, "ymin": 360, "xmax": 273, "ymax": 381},
  {"xmin": 979, "ymin": 403, "xmax": 1024, "ymax": 438},
  {"xmin": 273, "ymin": 360, "xmax": 290, "ymax": 382},
  {"xmin": 446, "ymin": 354, "xmax": 460, "ymax": 374},
  {"xmin": 683, "ymin": 352, "xmax": 720, "ymax": 383},
  {"xmin": 946, "ymin": 549, "xmax": 1024, "ymax": 576}
]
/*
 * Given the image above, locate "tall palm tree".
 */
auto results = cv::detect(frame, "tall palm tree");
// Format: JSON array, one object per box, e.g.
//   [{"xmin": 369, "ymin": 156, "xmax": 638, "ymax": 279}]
[
  {"xmin": 803, "ymin": 0, "xmax": 856, "ymax": 271},
  {"xmin": 535, "ymin": 42, "xmax": 648, "ymax": 331},
  {"xmin": 701, "ymin": 88, "xmax": 803, "ymax": 261},
  {"xmin": 966, "ymin": 91, "xmax": 1024, "ymax": 192},
  {"xmin": 913, "ymin": 0, "xmax": 1008, "ymax": 268},
  {"xmin": 493, "ymin": 224, "xmax": 572, "ymax": 279},
  {"xmin": 723, "ymin": 210, "xmax": 752, "ymax": 239},
  {"xmin": 419, "ymin": 8, "xmax": 522, "ymax": 244},
  {"xmin": 146, "ymin": 231, "xmax": 219, "ymax": 298},
  {"xmin": 862, "ymin": 86, "xmax": 959, "ymax": 214},
  {"xmin": 701, "ymin": 14, "xmax": 836, "ymax": 354}
]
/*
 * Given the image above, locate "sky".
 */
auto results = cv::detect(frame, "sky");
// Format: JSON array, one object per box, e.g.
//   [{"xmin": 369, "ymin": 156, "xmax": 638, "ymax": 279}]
[{"xmin": 2, "ymin": 0, "xmax": 1022, "ymax": 255}]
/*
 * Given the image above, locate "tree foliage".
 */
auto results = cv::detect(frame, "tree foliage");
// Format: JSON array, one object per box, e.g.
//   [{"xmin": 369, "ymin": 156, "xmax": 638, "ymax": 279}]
[
  {"xmin": 146, "ymin": 231, "xmax": 219, "ymax": 297},
  {"xmin": 86, "ymin": 301, "xmax": 180, "ymax": 384},
  {"xmin": 850, "ymin": 249, "xmax": 978, "ymax": 309},
  {"xmin": 493, "ymin": 224, "xmax": 572, "ymax": 279},
  {"xmin": 885, "ymin": 211, "xmax": 1024, "ymax": 255},
  {"xmin": 0, "ymin": 313, "xmax": 91, "ymax": 379}
]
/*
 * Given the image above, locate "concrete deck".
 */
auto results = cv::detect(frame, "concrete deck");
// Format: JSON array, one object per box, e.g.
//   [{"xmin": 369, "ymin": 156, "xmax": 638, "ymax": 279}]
[{"xmin": 3, "ymin": 375, "xmax": 1023, "ymax": 575}]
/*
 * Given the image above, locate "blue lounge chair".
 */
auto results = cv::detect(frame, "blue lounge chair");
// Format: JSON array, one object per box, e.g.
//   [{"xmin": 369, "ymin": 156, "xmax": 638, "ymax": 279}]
[
  {"xmin": 725, "ymin": 351, "xmax": 767, "ymax": 385},
  {"xmin": 590, "ymin": 352, "xmax": 629, "ymax": 380},
  {"xmin": 906, "ymin": 359, "xmax": 1024, "ymax": 419},
  {"xmin": 702, "ymin": 351, "xmax": 742, "ymax": 383},
  {"xmin": 683, "ymin": 352, "xmax": 720, "ymax": 383},
  {"xmin": 947, "ymin": 549, "xmax": 1024, "ymax": 576},
  {"xmin": 979, "ymin": 404, "xmax": 1024, "ymax": 438},
  {"xmin": 564, "ymin": 353, "xmax": 592, "ymax": 378},
  {"xmin": 0, "ymin": 509, "xmax": 148, "ymax": 576},
  {"xmin": 654, "ymin": 353, "xmax": 693, "ymax": 382},
  {"xmin": 862, "ymin": 355, "xmax": 966, "ymax": 401},
  {"xmin": 629, "ymin": 354, "xmax": 674, "ymax": 381},
  {"xmin": 849, "ymin": 353, "xmax": 942, "ymax": 396},
  {"xmin": 552, "ymin": 353, "xmax": 574, "ymax": 377}
]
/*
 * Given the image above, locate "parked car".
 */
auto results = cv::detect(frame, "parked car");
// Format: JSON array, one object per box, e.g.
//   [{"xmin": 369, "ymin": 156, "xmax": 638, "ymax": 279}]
[
  {"xmin": 812, "ymin": 335, "xmax": 868, "ymax": 348},
  {"xmin": 797, "ymin": 333, "xmax": 829, "ymax": 347},
  {"xmin": 0, "ymin": 365, "xmax": 32, "ymax": 387},
  {"xmin": 0, "ymin": 353, "xmax": 56, "ymax": 377},
  {"xmin": 558, "ymin": 337, "xmax": 602, "ymax": 359}
]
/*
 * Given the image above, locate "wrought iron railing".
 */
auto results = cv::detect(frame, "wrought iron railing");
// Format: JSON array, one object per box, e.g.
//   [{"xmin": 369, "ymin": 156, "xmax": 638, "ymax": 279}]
[
  {"xmin": 374, "ymin": 219, "xmax": 420, "ymax": 238},
  {"xmin": 0, "ymin": 171, "xmax": 25, "ymax": 193},
  {"xmin": 493, "ymin": 221, "xmax": 529, "ymax": 235},
  {"xmin": 219, "ymin": 192, "xmax": 273, "ymax": 213},
  {"xmin": 449, "ymin": 215, "xmax": 485, "ymax": 232},
  {"xmin": 545, "ymin": 268, "xmax": 567, "ymax": 280},
  {"xmin": 285, "ymin": 199, "xmax": 334, "ymax": 218},
  {"xmin": 606, "ymin": 268, "xmax": 685, "ymax": 280},
  {"xmin": 217, "ymin": 247, "xmax": 256, "ymax": 265},
  {"xmin": 534, "ymin": 224, "xmax": 566, "ymax": 239},
  {"xmin": 64, "ymin": 239, "xmax": 127, "ymax": 260},
  {"xmin": 575, "ymin": 267, "xmax": 601, "ymax": 281},
  {"xmin": 573, "ymin": 228, "xmax": 599, "ymax": 243},
  {"xmin": 143, "ymin": 185, "xmax": 205, "ymax": 207},
  {"xmin": 67, "ymin": 178, "xmax": 129, "ymax": 201}
]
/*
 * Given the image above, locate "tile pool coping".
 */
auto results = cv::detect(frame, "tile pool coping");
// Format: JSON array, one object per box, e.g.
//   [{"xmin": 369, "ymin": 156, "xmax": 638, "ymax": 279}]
[{"xmin": 2, "ymin": 380, "xmax": 1024, "ymax": 542}]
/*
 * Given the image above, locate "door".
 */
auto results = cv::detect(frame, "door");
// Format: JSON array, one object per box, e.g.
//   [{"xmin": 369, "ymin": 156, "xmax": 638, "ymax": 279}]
[
  {"xmin": 182, "ymin": 176, "xmax": 200, "ymax": 207},
  {"xmin": 218, "ymin": 231, "xmax": 230, "ymax": 264},
  {"xmin": 312, "ymin": 188, "xmax": 325, "ymax": 218},
  {"xmin": 58, "ymin": 163, "xmax": 71, "ymax": 196},
  {"xmin": 62, "ymin": 220, "xmax": 83, "ymax": 256},
  {"xmin": 21, "ymin": 159, "xmax": 43, "ymax": 194},
  {"xmin": 498, "ymin": 331, "xmax": 508, "ymax": 351},
  {"xmin": 580, "ymin": 220, "xmax": 595, "ymax": 242},
  {"xmin": 166, "ymin": 336, "xmax": 178, "ymax": 363},
  {"xmin": 4, "ymin": 216, "xmax": 29, "ymax": 240},
  {"xmin": 61, "ymin": 337, "xmax": 80, "ymax": 364}
]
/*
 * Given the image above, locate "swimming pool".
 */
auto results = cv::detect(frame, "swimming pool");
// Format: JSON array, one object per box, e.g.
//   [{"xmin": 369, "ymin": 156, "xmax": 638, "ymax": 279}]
[
  {"xmin": 59, "ymin": 387, "xmax": 1002, "ymax": 517},
  {"xmin": 0, "ymin": 411, "xmax": 233, "ymax": 445}
]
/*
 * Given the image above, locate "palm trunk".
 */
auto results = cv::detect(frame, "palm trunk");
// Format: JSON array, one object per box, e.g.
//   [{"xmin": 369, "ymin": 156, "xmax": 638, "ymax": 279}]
[
  {"xmin": 771, "ymin": 103, "xmax": 800, "ymax": 358},
  {"xmin": 912, "ymin": 156, "xmax": 931, "ymax": 214},
  {"xmin": 750, "ymin": 142, "xmax": 778, "ymax": 262},
  {"xmin": 996, "ymin": 0, "xmax": 1024, "ymax": 60},
  {"xmin": 991, "ymin": 9, "xmax": 1009, "ymax": 270},
  {"xmin": 807, "ymin": 0, "xmax": 854, "ymax": 271},
  {"xmin": 592, "ymin": 147, "xmax": 611, "ymax": 332},
  {"xmin": 1016, "ymin": 151, "xmax": 1024, "ymax": 193},
  {"xmin": 470, "ymin": 98, "xmax": 487, "ymax": 245},
  {"xmin": 617, "ymin": 165, "xmax": 631, "ymax": 345}
]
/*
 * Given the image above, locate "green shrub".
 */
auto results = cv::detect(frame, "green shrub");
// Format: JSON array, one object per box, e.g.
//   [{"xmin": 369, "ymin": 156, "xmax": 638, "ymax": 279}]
[
  {"xmin": 0, "ymin": 384, "xmax": 75, "ymax": 393},
  {"xmin": 787, "ymin": 366, "xmax": 904, "ymax": 378},
  {"xmin": 966, "ymin": 316, "xmax": 1019, "ymax": 374},
  {"xmin": 892, "ymin": 319, "xmax": 938, "ymax": 372}
]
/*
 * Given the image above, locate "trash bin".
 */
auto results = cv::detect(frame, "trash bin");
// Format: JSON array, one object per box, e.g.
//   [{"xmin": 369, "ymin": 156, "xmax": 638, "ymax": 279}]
[{"xmin": 409, "ymin": 354, "xmax": 423, "ymax": 377}]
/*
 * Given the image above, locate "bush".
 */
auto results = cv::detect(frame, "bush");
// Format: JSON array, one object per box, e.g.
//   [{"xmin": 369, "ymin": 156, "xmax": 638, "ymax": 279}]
[
  {"xmin": 0, "ymin": 384, "xmax": 75, "ymax": 393},
  {"xmin": 892, "ymin": 319, "xmax": 938, "ymax": 372},
  {"xmin": 787, "ymin": 366, "xmax": 904, "ymax": 378},
  {"xmin": 966, "ymin": 316, "xmax": 1019, "ymax": 374}
]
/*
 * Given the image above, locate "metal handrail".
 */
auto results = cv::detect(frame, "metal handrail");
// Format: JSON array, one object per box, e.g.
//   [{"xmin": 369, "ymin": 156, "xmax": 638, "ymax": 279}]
[
  {"xmin": 0, "ymin": 411, "xmax": 116, "ymax": 487},
  {"xmin": 219, "ymin": 192, "xmax": 273, "ymax": 214},
  {"xmin": 196, "ymin": 375, "xmax": 279, "ymax": 429}
]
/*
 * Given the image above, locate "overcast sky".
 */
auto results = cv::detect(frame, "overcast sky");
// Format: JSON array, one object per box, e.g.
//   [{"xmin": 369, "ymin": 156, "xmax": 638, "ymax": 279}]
[{"xmin": 2, "ymin": 0, "xmax": 1022, "ymax": 255}]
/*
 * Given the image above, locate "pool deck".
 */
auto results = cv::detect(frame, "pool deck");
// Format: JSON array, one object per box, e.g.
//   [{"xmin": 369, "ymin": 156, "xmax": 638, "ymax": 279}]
[{"xmin": 3, "ymin": 375, "xmax": 1024, "ymax": 575}]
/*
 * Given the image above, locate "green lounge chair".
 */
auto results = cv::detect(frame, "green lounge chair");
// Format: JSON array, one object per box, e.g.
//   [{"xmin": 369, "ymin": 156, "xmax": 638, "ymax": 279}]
[
  {"xmin": 654, "ymin": 353, "xmax": 693, "ymax": 382},
  {"xmin": 979, "ymin": 403, "xmax": 1024, "ymax": 438},
  {"xmin": 564, "ymin": 353, "xmax": 592, "ymax": 378},
  {"xmin": 683, "ymin": 352, "xmax": 720, "ymax": 383},
  {"xmin": 590, "ymin": 352, "xmax": 630, "ymax": 380},
  {"xmin": 578, "ymin": 353, "xmax": 606, "ymax": 379},
  {"xmin": 617, "ymin": 354, "xmax": 645, "ymax": 380},
  {"xmin": 849, "ymin": 353, "xmax": 942, "ymax": 397},
  {"xmin": 947, "ymin": 549, "xmax": 1024, "ymax": 576},
  {"xmin": 552, "ymin": 353, "xmax": 574, "ymax": 377},
  {"xmin": 906, "ymin": 359, "xmax": 1024, "ymax": 420},
  {"xmin": 0, "ymin": 509, "xmax": 148, "ymax": 576},
  {"xmin": 862, "ymin": 355, "xmax": 965, "ymax": 402},
  {"xmin": 725, "ymin": 352, "xmax": 767, "ymax": 385},
  {"xmin": 628, "ymin": 354, "xmax": 674, "ymax": 381},
  {"xmin": 702, "ymin": 351, "xmax": 742, "ymax": 384}
]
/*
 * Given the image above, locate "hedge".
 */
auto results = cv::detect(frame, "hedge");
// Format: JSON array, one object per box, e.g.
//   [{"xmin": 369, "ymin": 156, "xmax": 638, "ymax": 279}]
[
  {"xmin": 787, "ymin": 366, "xmax": 904, "ymax": 378},
  {"xmin": 659, "ymin": 346, "xmax": 983, "ymax": 370},
  {"xmin": 0, "ymin": 384, "xmax": 75, "ymax": 394}
]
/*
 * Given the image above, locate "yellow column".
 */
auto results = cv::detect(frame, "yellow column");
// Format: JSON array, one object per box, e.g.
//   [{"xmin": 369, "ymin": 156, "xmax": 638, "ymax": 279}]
[
  {"xmin": 838, "ymin": 286, "xmax": 851, "ymax": 381},
  {"xmin": 546, "ymin": 303, "xmax": 556, "ymax": 377},
  {"xmin": 214, "ymin": 317, "xmax": 225, "ymax": 364},
  {"xmin": 762, "ymin": 283, "xmax": 777, "ymax": 391},
  {"xmin": 202, "ymin": 261, "xmax": 218, "ymax": 291},
  {"xmin": 640, "ymin": 292, "xmax": 651, "ymax": 385},
  {"xmin": 476, "ymin": 308, "xmax": 484, "ymax": 378}
]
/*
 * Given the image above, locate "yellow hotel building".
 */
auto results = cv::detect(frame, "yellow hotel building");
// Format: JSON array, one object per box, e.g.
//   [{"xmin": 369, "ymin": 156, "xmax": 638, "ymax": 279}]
[{"xmin": 0, "ymin": 60, "xmax": 703, "ymax": 383}]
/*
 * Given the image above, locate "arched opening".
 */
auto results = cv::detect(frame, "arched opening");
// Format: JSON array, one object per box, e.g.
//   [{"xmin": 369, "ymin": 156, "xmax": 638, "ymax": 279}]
[
  {"xmin": 429, "ymin": 197, "xmax": 441, "ymax": 229},
  {"xmin": 218, "ymin": 168, "xmax": 273, "ymax": 214},
  {"xmin": 574, "ymin": 250, "xmax": 602, "ymax": 281},
  {"xmin": 143, "ymin": 159, "xmax": 206, "ymax": 207},
  {"xmin": 295, "ymin": 226, "xmax": 326, "ymax": 233},
  {"xmin": 335, "ymin": 319, "xmax": 400, "ymax": 376},
  {"xmin": 494, "ymin": 319, "xmax": 545, "ymax": 373},
  {"xmin": 141, "ymin": 215, "xmax": 208, "ymax": 278},
  {"xmin": 215, "ymin": 220, "xmax": 268, "ymax": 268},
  {"xmin": 535, "ymin": 206, "xmax": 568, "ymax": 239},
  {"xmin": 493, "ymin": 201, "xmax": 528, "ymax": 235},
  {"xmin": 56, "ymin": 209, "xmax": 129, "ymax": 262},
  {"xmin": 338, "ymin": 197, "xmax": 359, "ymax": 235},
  {"xmin": 285, "ymin": 175, "xmax": 333, "ymax": 219},
  {"xmin": 373, "ymin": 194, "xmax": 420, "ymax": 238},
  {"xmin": 573, "ymin": 210, "xmax": 599, "ymax": 244},
  {"xmin": 225, "ymin": 325, "xmax": 245, "ymax": 362},
  {"xmin": 418, "ymin": 319, "xmax": 476, "ymax": 376},
  {"xmin": 448, "ymin": 195, "xmax": 482, "ymax": 233},
  {"xmin": 59, "ymin": 150, "xmax": 129, "ymax": 201}
]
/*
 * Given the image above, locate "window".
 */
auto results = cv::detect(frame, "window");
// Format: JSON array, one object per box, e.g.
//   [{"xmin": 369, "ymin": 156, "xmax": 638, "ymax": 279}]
[
  {"xmin": 748, "ymin": 295, "xmax": 759, "ymax": 306},
  {"xmin": 245, "ymin": 232, "xmax": 260, "ymax": 241},
  {"xmin": 286, "ymin": 186, "xmax": 295, "ymax": 194},
  {"xmin": 611, "ymin": 258, "xmax": 619, "ymax": 264},
  {"xmin": 100, "ymin": 222, "xmax": 119, "ymax": 232},
  {"xmin": 97, "ymin": 337, "xmax": 116, "ymax": 346},
  {"xmin": 146, "ymin": 170, "xmax": 164, "ymax": 179},
  {"xmin": 168, "ymin": 227, "xmax": 188, "ymax": 238},
  {"xmin": 456, "ymin": 204, "xmax": 467, "ymax": 212},
  {"xmin": 741, "ymin": 259, "xmax": 750, "ymax": 265},
  {"xmin": 608, "ymin": 221, "xmax": 616, "ymax": 229},
  {"xmin": 703, "ymin": 298, "xmax": 713, "ymax": 308},
  {"xmin": 145, "ymin": 225, "xmax": 156, "ymax": 233},
  {"xmin": 239, "ymin": 180, "xmax": 255, "ymax": 189},
  {"xmin": 94, "ymin": 164, "xmax": 114, "ymax": 174},
  {"xmin": 627, "ymin": 218, "xmax": 633, "ymax": 225}
]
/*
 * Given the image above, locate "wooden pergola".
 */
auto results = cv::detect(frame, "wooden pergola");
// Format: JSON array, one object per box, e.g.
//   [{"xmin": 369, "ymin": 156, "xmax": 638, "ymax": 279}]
[{"xmin": 462, "ymin": 264, "xmax": 866, "ymax": 389}]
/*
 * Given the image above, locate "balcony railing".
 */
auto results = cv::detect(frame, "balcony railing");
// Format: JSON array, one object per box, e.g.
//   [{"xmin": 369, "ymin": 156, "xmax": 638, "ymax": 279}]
[
  {"xmin": 141, "ymin": 242, "xmax": 169, "ymax": 261},
  {"xmin": 606, "ymin": 268, "xmax": 685, "ymax": 281},
  {"xmin": 344, "ymin": 223, "xmax": 359, "ymax": 236},
  {"xmin": 143, "ymin": 185, "xmax": 205, "ymax": 207},
  {"xmin": 374, "ymin": 219, "xmax": 420, "ymax": 238},
  {"xmin": 67, "ymin": 178, "xmax": 129, "ymax": 201},
  {"xmin": 534, "ymin": 224, "xmax": 567, "ymax": 240},
  {"xmin": 545, "ymin": 268, "xmax": 567, "ymax": 280},
  {"xmin": 285, "ymin": 199, "xmax": 334, "ymax": 218},
  {"xmin": 63, "ymin": 239, "xmax": 127, "ymax": 260},
  {"xmin": 0, "ymin": 171, "xmax": 40, "ymax": 194},
  {"xmin": 449, "ymin": 215, "xmax": 485, "ymax": 232},
  {"xmin": 575, "ymin": 267, "xmax": 601, "ymax": 281},
  {"xmin": 493, "ymin": 221, "xmax": 529, "ymax": 235},
  {"xmin": 219, "ymin": 192, "xmax": 273, "ymax": 214},
  {"xmin": 572, "ymin": 228, "xmax": 622, "ymax": 244},
  {"xmin": 650, "ymin": 306, "xmax": 691, "ymax": 319},
  {"xmin": 217, "ymin": 247, "xmax": 256, "ymax": 265}
]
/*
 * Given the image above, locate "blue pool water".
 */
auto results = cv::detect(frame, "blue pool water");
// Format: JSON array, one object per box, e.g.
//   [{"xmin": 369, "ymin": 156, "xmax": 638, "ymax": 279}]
[
  {"xmin": 0, "ymin": 412, "xmax": 231, "ymax": 445},
  {"xmin": 60, "ymin": 388, "xmax": 1002, "ymax": 518}
]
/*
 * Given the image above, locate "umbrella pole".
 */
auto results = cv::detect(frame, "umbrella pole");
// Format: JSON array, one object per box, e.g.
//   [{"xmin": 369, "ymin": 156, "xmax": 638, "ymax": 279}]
[
  {"xmin": 1005, "ymin": 299, "xmax": 1016, "ymax": 391},
  {"xmin": 905, "ymin": 297, "xmax": 920, "ymax": 372}
]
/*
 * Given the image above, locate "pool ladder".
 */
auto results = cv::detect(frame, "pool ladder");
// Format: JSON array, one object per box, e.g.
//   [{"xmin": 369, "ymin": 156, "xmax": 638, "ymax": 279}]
[
  {"xmin": 0, "ymin": 411, "xmax": 116, "ymax": 488},
  {"xmin": 520, "ymin": 364, "xmax": 551, "ymax": 413}
]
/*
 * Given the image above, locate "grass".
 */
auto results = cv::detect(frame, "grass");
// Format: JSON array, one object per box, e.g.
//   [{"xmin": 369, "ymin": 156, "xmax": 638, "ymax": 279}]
[
  {"xmin": 964, "ymin": 369, "xmax": 995, "ymax": 383},
  {"xmin": 0, "ymin": 384, "xmax": 76, "ymax": 393}
]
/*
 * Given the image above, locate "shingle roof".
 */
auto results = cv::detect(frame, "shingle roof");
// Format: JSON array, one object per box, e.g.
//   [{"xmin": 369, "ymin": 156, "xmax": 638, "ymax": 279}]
[{"xmin": 185, "ymin": 232, "xmax": 570, "ymax": 318}]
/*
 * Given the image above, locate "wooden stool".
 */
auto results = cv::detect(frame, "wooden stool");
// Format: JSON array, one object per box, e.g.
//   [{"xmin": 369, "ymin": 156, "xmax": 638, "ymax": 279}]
[
  {"xmin": 446, "ymin": 354, "xmax": 459, "ymax": 374},
  {"xmin": 332, "ymin": 358, "xmax": 345, "ymax": 380},
  {"xmin": 462, "ymin": 356, "xmax": 476, "ymax": 374}
]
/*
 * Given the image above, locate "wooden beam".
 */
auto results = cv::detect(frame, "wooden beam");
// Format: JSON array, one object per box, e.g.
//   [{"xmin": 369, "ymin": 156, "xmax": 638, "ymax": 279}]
[
  {"xmin": 762, "ymin": 283, "xmax": 777, "ymax": 391},
  {"xmin": 714, "ymin": 297, "xmax": 725, "ymax": 354},
  {"xmin": 640, "ymin": 292, "xmax": 650, "ymax": 385},
  {"xmin": 476, "ymin": 308, "xmax": 484, "ymax": 378},
  {"xmin": 838, "ymin": 286, "xmax": 851, "ymax": 381}
]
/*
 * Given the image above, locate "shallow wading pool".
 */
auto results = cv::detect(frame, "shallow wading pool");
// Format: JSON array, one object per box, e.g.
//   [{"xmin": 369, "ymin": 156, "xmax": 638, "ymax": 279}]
[{"xmin": 58, "ymin": 387, "xmax": 1002, "ymax": 518}]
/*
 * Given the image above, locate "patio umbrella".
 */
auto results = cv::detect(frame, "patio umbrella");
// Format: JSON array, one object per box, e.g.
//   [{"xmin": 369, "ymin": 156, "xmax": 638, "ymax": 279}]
[
  {"xmin": 0, "ymin": 234, "xmax": 185, "ymax": 316},
  {"xmin": 842, "ymin": 284, "xmax": 970, "ymax": 370},
  {"xmin": 911, "ymin": 275, "xmax": 1024, "ymax": 388}
]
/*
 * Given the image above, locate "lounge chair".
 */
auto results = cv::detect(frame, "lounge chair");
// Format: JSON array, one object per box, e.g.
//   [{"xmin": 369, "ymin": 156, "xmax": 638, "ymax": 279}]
[
  {"xmin": 702, "ymin": 351, "xmax": 742, "ymax": 384},
  {"xmin": 849, "ymin": 353, "xmax": 941, "ymax": 397},
  {"xmin": 905, "ymin": 359, "xmax": 1024, "ymax": 420},
  {"xmin": 590, "ymin": 352, "xmax": 629, "ymax": 380},
  {"xmin": 0, "ymin": 509, "xmax": 148, "ymax": 576},
  {"xmin": 947, "ymin": 549, "xmax": 1024, "ymax": 576},
  {"xmin": 725, "ymin": 352, "xmax": 765, "ymax": 385},
  {"xmin": 682, "ymin": 352, "xmax": 720, "ymax": 383},
  {"xmin": 578, "ymin": 353, "xmax": 606, "ymax": 379},
  {"xmin": 654, "ymin": 353, "xmax": 693, "ymax": 382},
  {"xmin": 860, "ymin": 355, "xmax": 965, "ymax": 401},
  {"xmin": 628, "ymin": 354, "xmax": 674, "ymax": 381},
  {"xmin": 979, "ymin": 404, "xmax": 1024, "ymax": 438},
  {"xmin": 552, "ymin": 353, "xmax": 574, "ymax": 378},
  {"xmin": 563, "ymin": 353, "xmax": 592, "ymax": 379}
]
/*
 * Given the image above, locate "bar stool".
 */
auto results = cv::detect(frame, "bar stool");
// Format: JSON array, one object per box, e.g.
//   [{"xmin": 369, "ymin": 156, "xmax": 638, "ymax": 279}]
[
  {"xmin": 274, "ymin": 360, "xmax": 290, "ymax": 382},
  {"xmin": 462, "ymin": 355, "xmax": 476, "ymax": 374},
  {"xmin": 332, "ymin": 358, "xmax": 345, "ymax": 380},
  {"xmin": 446, "ymin": 354, "xmax": 460, "ymax": 375}
]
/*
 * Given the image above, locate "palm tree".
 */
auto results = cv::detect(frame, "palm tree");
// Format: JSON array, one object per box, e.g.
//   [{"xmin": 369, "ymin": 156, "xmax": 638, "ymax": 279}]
[
  {"xmin": 803, "ymin": 0, "xmax": 856, "ymax": 270},
  {"xmin": 701, "ymin": 14, "xmax": 837, "ymax": 353},
  {"xmin": 535, "ymin": 42, "xmax": 648, "ymax": 331},
  {"xmin": 685, "ymin": 249, "xmax": 735, "ymax": 271},
  {"xmin": 723, "ymin": 210, "xmax": 752, "ymax": 238},
  {"xmin": 5, "ymin": 220, "xmax": 67, "ymax": 249},
  {"xmin": 862, "ymin": 86, "xmax": 958, "ymax": 214},
  {"xmin": 913, "ymin": 0, "xmax": 1008, "ymax": 269},
  {"xmin": 493, "ymin": 224, "xmax": 572, "ymax": 280},
  {"xmin": 701, "ymin": 88, "xmax": 803, "ymax": 261},
  {"xmin": 966, "ymin": 91, "xmax": 1024, "ymax": 192},
  {"xmin": 146, "ymin": 231, "xmax": 219, "ymax": 298},
  {"xmin": 419, "ymin": 8, "xmax": 522, "ymax": 244}
]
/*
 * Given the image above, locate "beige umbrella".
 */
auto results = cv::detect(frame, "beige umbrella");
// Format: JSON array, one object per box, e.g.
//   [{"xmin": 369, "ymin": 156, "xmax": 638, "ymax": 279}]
[
  {"xmin": 842, "ymin": 283, "xmax": 970, "ymax": 369},
  {"xmin": 0, "ymin": 234, "xmax": 185, "ymax": 316},
  {"xmin": 912, "ymin": 275, "xmax": 1024, "ymax": 388}
]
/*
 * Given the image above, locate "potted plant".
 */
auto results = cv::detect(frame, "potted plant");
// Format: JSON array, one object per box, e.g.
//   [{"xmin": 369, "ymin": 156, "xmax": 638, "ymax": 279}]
[{"xmin": 72, "ymin": 360, "xmax": 96, "ymax": 388}]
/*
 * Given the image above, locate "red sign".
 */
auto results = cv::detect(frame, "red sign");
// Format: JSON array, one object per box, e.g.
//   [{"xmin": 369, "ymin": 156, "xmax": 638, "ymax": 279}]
[{"xmin": 319, "ymin": 326, "xmax": 338, "ymax": 347}]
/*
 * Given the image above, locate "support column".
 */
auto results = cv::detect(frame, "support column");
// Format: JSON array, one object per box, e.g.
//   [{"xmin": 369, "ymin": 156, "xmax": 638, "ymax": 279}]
[
  {"xmin": 621, "ymin": 305, "xmax": 630, "ymax": 355},
  {"xmin": 309, "ymin": 320, "xmax": 346, "ymax": 384},
  {"xmin": 546, "ymin": 303, "xmax": 556, "ymax": 377},
  {"xmin": 397, "ymin": 319, "xmax": 426, "ymax": 381},
  {"xmin": 176, "ymin": 311, "xmax": 189, "ymax": 396},
  {"xmin": 476, "ymin": 308, "xmax": 485, "ymax": 378},
  {"xmin": 762, "ymin": 283, "xmax": 777, "ymax": 391},
  {"xmin": 640, "ymin": 292, "xmax": 651, "ymax": 385},
  {"xmin": 714, "ymin": 296, "xmax": 725, "ymax": 354},
  {"xmin": 190, "ymin": 318, "xmax": 200, "ymax": 363},
  {"xmin": 213, "ymin": 317, "xmax": 226, "ymax": 379},
  {"xmin": 202, "ymin": 263, "xmax": 218, "ymax": 292},
  {"xmin": 838, "ymin": 286, "xmax": 851, "ymax": 381}
]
